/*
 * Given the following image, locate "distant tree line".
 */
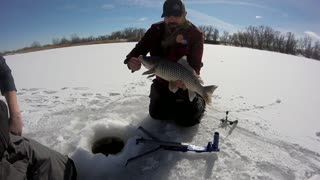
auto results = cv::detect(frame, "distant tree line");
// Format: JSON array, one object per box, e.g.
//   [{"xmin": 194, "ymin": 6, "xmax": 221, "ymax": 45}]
[
  {"xmin": 1, "ymin": 27, "xmax": 146, "ymax": 55},
  {"xmin": 50, "ymin": 27, "xmax": 146, "ymax": 46},
  {"xmin": 108, "ymin": 27, "xmax": 145, "ymax": 41},
  {"xmin": 1, "ymin": 25, "xmax": 319, "ymax": 61},
  {"xmin": 199, "ymin": 25, "xmax": 320, "ymax": 60}
]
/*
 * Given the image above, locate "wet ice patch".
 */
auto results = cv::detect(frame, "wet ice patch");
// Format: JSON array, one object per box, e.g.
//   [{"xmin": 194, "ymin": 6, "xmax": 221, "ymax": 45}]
[
  {"xmin": 256, "ymin": 161, "xmax": 296, "ymax": 180},
  {"xmin": 307, "ymin": 174, "xmax": 320, "ymax": 180},
  {"xmin": 109, "ymin": 92, "xmax": 121, "ymax": 96}
]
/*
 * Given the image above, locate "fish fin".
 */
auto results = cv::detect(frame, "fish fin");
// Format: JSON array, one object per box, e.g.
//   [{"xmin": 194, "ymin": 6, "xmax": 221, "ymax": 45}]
[
  {"xmin": 202, "ymin": 85, "xmax": 218, "ymax": 105},
  {"xmin": 177, "ymin": 56, "xmax": 196, "ymax": 74},
  {"xmin": 198, "ymin": 76, "xmax": 204, "ymax": 85},
  {"xmin": 142, "ymin": 69, "xmax": 155, "ymax": 75},
  {"xmin": 188, "ymin": 90, "xmax": 197, "ymax": 102},
  {"xmin": 168, "ymin": 81, "xmax": 179, "ymax": 93}
]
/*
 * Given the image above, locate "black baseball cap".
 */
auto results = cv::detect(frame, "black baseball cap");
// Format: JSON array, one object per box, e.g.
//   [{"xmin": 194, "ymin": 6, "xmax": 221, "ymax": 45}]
[{"xmin": 161, "ymin": 0, "xmax": 186, "ymax": 18}]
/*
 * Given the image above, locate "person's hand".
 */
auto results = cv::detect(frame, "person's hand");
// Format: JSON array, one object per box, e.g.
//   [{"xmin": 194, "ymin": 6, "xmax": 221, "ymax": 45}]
[
  {"xmin": 9, "ymin": 111, "xmax": 23, "ymax": 136},
  {"xmin": 175, "ymin": 80, "xmax": 186, "ymax": 90},
  {"xmin": 4, "ymin": 91, "xmax": 23, "ymax": 136},
  {"xmin": 127, "ymin": 57, "xmax": 141, "ymax": 72}
]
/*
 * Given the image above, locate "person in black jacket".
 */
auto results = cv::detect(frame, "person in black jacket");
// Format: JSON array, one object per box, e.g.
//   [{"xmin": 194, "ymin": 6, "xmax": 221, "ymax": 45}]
[
  {"xmin": 0, "ymin": 55, "xmax": 21, "ymax": 158},
  {"xmin": 124, "ymin": 0, "xmax": 206, "ymax": 127},
  {"xmin": 0, "ymin": 56, "xmax": 77, "ymax": 180}
]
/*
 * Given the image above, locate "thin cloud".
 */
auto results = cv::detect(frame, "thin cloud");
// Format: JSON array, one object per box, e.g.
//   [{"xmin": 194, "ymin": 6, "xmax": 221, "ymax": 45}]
[
  {"xmin": 304, "ymin": 31, "xmax": 320, "ymax": 40},
  {"xmin": 281, "ymin": 0, "xmax": 320, "ymax": 17},
  {"xmin": 138, "ymin": 17, "xmax": 148, "ymax": 22},
  {"xmin": 60, "ymin": 4, "xmax": 91, "ymax": 13},
  {"xmin": 186, "ymin": 0, "xmax": 286, "ymax": 17},
  {"xmin": 102, "ymin": 4, "xmax": 115, "ymax": 10},
  {"xmin": 187, "ymin": 0, "xmax": 271, "ymax": 10},
  {"xmin": 256, "ymin": 16, "xmax": 262, "ymax": 19},
  {"xmin": 187, "ymin": 9, "xmax": 238, "ymax": 33},
  {"xmin": 115, "ymin": 0, "xmax": 162, "ymax": 8},
  {"xmin": 281, "ymin": 13, "xmax": 289, "ymax": 18}
]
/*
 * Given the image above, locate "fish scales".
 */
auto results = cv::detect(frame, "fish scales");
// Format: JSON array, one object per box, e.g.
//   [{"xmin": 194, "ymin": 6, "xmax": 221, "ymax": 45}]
[
  {"xmin": 155, "ymin": 60, "xmax": 203, "ymax": 92},
  {"xmin": 138, "ymin": 55, "xmax": 218, "ymax": 104}
]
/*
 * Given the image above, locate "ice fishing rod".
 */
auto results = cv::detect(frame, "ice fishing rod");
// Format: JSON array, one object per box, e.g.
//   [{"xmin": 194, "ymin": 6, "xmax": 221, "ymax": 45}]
[
  {"xmin": 126, "ymin": 126, "xmax": 220, "ymax": 166},
  {"xmin": 220, "ymin": 111, "xmax": 238, "ymax": 125}
]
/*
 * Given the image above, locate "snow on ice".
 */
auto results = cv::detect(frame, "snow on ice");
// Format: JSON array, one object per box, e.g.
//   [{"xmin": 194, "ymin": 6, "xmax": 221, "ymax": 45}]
[{"xmin": 4, "ymin": 43, "xmax": 320, "ymax": 179}]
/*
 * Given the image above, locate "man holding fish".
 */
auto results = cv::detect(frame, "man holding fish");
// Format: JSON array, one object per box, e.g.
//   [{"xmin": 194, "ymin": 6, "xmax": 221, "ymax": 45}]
[{"xmin": 124, "ymin": 0, "xmax": 217, "ymax": 127}]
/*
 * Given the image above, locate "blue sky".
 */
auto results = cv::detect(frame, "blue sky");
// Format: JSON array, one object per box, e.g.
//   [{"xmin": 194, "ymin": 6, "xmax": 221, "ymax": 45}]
[{"xmin": 1, "ymin": 0, "xmax": 319, "ymax": 52}]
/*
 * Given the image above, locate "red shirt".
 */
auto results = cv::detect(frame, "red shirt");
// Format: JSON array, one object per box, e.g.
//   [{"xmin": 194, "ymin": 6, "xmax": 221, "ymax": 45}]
[{"xmin": 125, "ymin": 20, "xmax": 204, "ymax": 75}]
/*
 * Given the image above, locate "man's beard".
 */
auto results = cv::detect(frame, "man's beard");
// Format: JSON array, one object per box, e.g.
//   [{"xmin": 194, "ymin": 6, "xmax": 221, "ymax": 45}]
[{"xmin": 168, "ymin": 22, "xmax": 179, "ymax": 31}]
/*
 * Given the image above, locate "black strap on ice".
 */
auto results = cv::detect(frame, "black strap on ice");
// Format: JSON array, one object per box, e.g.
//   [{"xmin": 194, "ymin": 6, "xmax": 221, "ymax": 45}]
[{"xmin": 126, "ymin": 126, "xmax": 220, "ymax": 166}]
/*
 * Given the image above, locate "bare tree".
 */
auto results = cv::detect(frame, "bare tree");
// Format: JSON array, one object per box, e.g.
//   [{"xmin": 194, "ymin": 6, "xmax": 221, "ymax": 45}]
[
  {"xmin": 262, "ymin": 26, "xmax": 275, "ymax": 50},
  {"xmin": 311, "ymin": 41, "xmax": 320, "ymax": 60},
  {"xmin": 245, "ymin": 26, "xmax": 257, "ymax": 48},
  {"xmin": 52, "ymin": 38, "xmax": 61, "ymax": 45},
  {"xmin": 198, "ymin": 25, "xmax": 206, "ymax": 35},
  {"xmin": 285, "ymin": 32, "xmax": 297, "ymax": 55},
  {"xmin": 206, "ymin": 26, "xmax": 214, "ymax": 40},
  {"xmin": 255, "ymin": 26, "xmax": 266, "ymax": 49},
  {"xmin": 273, "ymin": 31, "xmax": 286, "ymax": 53},
  {"xmin": 96, "ymin": 35, "xmax": 108, "ymax": 41},
  {"xmin": 198, "ymin": 25, "xmax": 219, "ymax": 42},
  {"xmin": 212, "ymin": 29, "xmax": 219, "ymax": 42},
  {"xmin": 30, "ymin": 41, "xmax": 41, "ymax": 48},
  {"xmin": 220, "ymin": 31, "xmax": 229, "ymax": 45},
  {"xmin": 237, "ymin": 31, "xmax": 249, "ymax": 47},
  {"xmin": 298, "ymin": 36, "xmax": 313, "ymax": 58},
  {"xmin": 136, "ymin": 28, "xmax": 145, "ymax": 40},
  {"xmin": 198, "ymin": 25, "xmax": 212, "ymax": 40},
  {"xmin": 252, "ymin": 26, "xmax": 275, "ymax": 50},
  {"xmin": 108, "ymin": 27, "xmax": 145, "ymax": 41},
  {"xmin": 60, "ymin": 37, "xmax": 69, "ymax": 44},
  {"xmin": 230, "ymin": 33, "xmax": 240, "ymax": 46},
  {"xmin": 71, "ymin": 34, "xmax": 81, "ymax": 43}
]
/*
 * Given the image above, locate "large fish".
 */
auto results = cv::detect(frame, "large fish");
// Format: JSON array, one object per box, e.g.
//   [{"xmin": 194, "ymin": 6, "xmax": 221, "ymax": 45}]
[{"xmin": 138, "ymin": 55, "xmax": 218, "ymax": 104}]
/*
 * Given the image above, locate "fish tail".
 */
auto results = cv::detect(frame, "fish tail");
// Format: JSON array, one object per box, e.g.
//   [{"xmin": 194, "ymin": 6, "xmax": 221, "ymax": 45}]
[{"xmin": 203, "ymin": 85, "xmax": 218, "ymax": 104}]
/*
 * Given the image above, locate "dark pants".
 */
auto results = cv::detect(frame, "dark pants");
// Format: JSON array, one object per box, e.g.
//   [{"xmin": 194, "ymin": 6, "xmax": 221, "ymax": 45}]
[
  {"xmin": 149, "ymin": 80, "xmax": 206, "ymax": 127},
  {"xmin": 0, "ymin": 100, "xmax": 9, "ymax": 159},
  {"xmin": 0, "ymin": 100, "xmax": 77, "ymax": 180}
]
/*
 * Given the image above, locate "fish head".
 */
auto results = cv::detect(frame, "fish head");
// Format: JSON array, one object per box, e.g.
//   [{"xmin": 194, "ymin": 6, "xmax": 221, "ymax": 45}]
[{"xmin": 138, "ymin": 55, "xmax": 159, "ymax": 70}]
